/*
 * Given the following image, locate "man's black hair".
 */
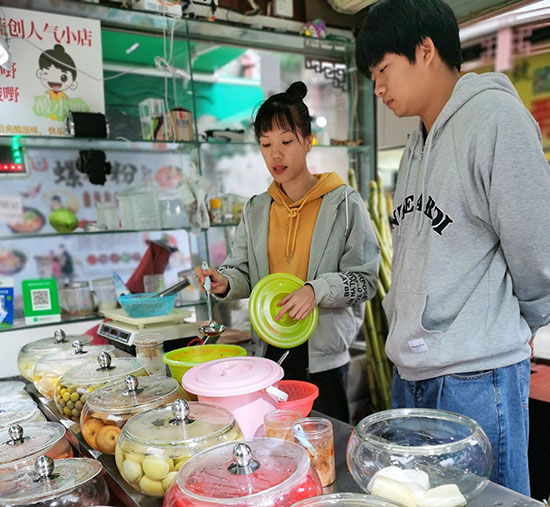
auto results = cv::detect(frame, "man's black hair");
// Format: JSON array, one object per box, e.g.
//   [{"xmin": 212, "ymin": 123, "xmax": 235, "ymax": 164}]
[
  {"xmin": 253, "ymin": 81, "xmax": 311, "ymax": 142},
  {"xmin": 356, "ymin": 0, "xmax": 461, "ymax": 79},
  {"xmin": 39, "ymin": 44, "xmax": 77, "ymax": 80}
]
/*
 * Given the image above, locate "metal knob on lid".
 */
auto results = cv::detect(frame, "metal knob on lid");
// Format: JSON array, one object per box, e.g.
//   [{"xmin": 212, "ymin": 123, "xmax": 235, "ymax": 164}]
[
  {"xmin": 72, "ymin": 340, "xmax": 85, "ymax": 355},
  {"xmin": 54, "ymin": 329, "xmax": 67, "ymax": 343},
  {"xmin": 228, "ymin": 443, "xmax": 260, "ymax": 475},
  {"xmin": 96, "ymin": 351, "xmax": 113, "ymax": 370},
  {"xmin": 122, "ymin": 375, "xmax": 143, "ymax": 396},
  {"xmin": 7, "ymin": 424, "xmax": 24, "ymax": 444},
  {"xmin": 169, "ymin": 398, "xmax": 194, "ymax": 425},
  {"xmin": 34, "ymin": 455, "xmax": 55, "ymax": 481}
]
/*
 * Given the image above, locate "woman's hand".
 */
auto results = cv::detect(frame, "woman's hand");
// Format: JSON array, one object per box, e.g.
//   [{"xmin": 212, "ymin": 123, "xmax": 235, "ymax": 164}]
[
  {"xmin": 194, "ymin": 266, "xmax": 229, "ymax": 295},
  {"xmin": 275, "ymin": 284, "xmax": 316, "ymax": 321}
]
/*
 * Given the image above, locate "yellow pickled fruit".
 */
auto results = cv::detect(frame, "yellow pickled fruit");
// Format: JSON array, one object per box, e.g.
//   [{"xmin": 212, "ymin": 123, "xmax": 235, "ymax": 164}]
[
  {"xmin": 125, "ymin": 452, "xmax": 145, "ymax": 464},
  {"xmin": 142, "ymin": 455, "xmax": 171, "ymax": 480},
  {"xmin": 139, "ymin": 475, "xmax": 164, "ymax": 496},
  {"xmin": 122, "ymin": 458, "xmax": 143, "ymax": 484},
  {"xmin": 162, "ymin": 471, "xmax": 178, "ymax": 491}
]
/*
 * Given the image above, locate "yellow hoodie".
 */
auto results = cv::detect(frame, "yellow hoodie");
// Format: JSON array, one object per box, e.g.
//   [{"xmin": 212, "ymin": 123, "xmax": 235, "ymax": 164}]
[{"xmin": 267, "ymin": 172, "xmax": 345, "ymax": 280}]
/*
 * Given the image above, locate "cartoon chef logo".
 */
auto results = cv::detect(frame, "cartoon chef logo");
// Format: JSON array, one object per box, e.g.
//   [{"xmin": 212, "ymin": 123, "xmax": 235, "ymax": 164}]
[{"xmin": 32, "ymin": 44, "xmax": 89, "ymax": 122}]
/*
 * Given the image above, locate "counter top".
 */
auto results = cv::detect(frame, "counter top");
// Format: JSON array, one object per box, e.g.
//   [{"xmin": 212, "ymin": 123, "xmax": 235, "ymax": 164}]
[{"xmin": 7, "ymin": 377, "xmax": 545, "ymax": 507}]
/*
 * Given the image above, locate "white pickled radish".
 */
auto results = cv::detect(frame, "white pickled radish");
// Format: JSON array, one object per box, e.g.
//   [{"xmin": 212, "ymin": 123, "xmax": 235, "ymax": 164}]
[
  {"xmin": 418, "ymin": 484, "xmax": 467, "ymax": 507},
  {"xmin": 370, "ymin": 465, "xmax": 430, "ymax": 490},
  {"xmin": 369, "ymin": 475, "xmax": 426, "ymax": 507}
]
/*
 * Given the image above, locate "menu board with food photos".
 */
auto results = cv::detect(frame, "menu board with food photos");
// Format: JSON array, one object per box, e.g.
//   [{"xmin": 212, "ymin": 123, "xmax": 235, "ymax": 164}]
[{"xmin": 0, "ymin": 146, "xmax": 198, "ymax": 320}]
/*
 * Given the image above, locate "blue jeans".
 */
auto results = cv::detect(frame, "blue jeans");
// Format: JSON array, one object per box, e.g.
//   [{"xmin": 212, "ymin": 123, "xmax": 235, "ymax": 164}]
[{"xmin": 391, "ymin": 358, "xmax": 531, "ymax": 496}]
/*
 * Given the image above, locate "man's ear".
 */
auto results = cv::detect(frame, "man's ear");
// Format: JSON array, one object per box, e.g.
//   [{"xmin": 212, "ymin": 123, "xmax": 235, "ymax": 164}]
[
  {"xmin": 36, "ymin": 69, "xmax": 43, "ymax": 79},
  {"xmin": 70, "ymin": 81, "xmax": 78, "ymax": 91},
  {"xmin": 305, "ymin": 133, "xmax": 313, "ymax": 152},
  {"xmin": 417, "ymin": 36, "xmax": 436, "ymax": 67}
]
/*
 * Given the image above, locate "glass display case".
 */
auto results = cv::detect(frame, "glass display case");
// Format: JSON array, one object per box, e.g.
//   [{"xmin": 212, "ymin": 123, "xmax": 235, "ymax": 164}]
[{"xmin": 0, "ymin": 0, "xmax": 375, "ymax": 335}]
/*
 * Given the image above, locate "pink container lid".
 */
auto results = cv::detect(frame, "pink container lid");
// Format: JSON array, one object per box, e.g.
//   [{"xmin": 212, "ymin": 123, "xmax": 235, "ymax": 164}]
[{"xmin": 181, "ymin": 357, "xmax": 284, "ymax": 397}]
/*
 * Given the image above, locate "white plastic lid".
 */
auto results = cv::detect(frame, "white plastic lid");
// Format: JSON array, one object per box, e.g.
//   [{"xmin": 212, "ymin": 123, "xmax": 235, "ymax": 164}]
[{"xmin": 181, "ymin": 357, "xmax": 284, "ymax": 397}]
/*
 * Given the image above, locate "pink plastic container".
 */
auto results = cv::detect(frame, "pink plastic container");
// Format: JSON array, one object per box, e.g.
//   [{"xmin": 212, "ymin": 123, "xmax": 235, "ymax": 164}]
[{"xmin": 181, "ymin": 357, "xmax": 285, "ymax": 438}]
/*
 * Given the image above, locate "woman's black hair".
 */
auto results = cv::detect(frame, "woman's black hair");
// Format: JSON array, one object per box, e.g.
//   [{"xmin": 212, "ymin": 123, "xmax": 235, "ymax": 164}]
[
  {"xmin": 253, "ymin": 81, "xmax": 311, "ymax": 141},
  {"xmin": 39, "ymin": 44, "xmax": 77, "ymax": 80},
  {"xmin": 356, "ymin": 0, "xmax": 461, "ymax": 79}
]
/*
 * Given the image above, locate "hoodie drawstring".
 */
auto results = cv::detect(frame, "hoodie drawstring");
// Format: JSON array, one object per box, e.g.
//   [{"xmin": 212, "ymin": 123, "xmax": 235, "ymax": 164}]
[{"xmin": 284, "ymin": 199, "xmax": 308, "ymax": 263}]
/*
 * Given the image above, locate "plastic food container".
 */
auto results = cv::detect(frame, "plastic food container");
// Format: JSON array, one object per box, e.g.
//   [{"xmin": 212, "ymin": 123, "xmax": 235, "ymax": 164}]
[
  {"xmin": 80, "ymin": 374, "xmax": 180, "ymax": 455},
  {"xmin": 55, "ymin": 352, "xmax": 148, "ymax": 423},
  {"xmin": 17, "ymin": 328, "xmax": 93, "ymax": 381},
  {"xmin": 0, "ymin": 455, "xmax": 109, "ymax": 506},
  {"xmin": 163, "ymin": 344, "xmax": 247, "ymax": 385},
  {"xmin": 277, "ymin": 380, "xmax": 319, "ymax": 417},
  {"xmin": 0, "ymin": 400, "xmax": 46, "ymax": 429},
  {"xmin": 118, "ymin": 293, "xmax": 176, "ymax": 318},
  {"xmin": 292, "ymin": 493, "xmax": 401, "ymax": 506},
  {"xmin": 163, "ymin": 438, "xmax": 323, "ymax": 506},
  {"xmin": 0, "ymin": 423, "xmax": 73, "ymax": 474},
  {"xmin": 33, "ymin": 341, "xmax": 115, "ymax": 400},
  {"xmin": 181, "ymin": 357, "xmax": 285, "ymax": 438},
  {"xmin": 114, "ymin": 398, "xmax": 242, "ymax": 497},
  {"xmin": 0, "ymin": 380, "xmax": 31, "ymax": 402},
  {"xmin": 347, "ymin": 408, "xmax": 493, "ymax": 507}
]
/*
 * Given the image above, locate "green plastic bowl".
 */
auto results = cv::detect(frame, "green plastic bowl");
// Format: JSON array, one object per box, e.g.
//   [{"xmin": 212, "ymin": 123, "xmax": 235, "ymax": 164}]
[{"xmin": 163, "ymin": 344, "xmax": 247, "ymax": 384}]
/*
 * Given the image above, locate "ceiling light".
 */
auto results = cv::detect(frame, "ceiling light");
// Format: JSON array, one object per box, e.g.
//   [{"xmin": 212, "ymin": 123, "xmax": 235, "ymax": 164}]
[{"xmin": 315, "ymin": 116, "xmax": 328, "ymax": 128}]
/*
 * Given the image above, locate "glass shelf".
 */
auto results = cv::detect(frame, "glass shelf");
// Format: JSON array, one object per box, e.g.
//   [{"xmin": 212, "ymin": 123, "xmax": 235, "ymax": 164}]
[
  {"xmin": 0, "ymin": 135, "xmax": 198, "ymax": 153},
  {"xmin": 0, "ymin": 301, "xmax": 207, "ymax": 334},
  {"xmin": 0, "ymin": 222, "xmax": 239, "ymax": 241}
]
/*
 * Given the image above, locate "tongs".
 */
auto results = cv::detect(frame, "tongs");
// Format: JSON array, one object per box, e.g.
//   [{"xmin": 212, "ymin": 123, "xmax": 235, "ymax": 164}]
[{"xmin": 149, "ymin": 277, "xmax": 190, "ymax": 298}]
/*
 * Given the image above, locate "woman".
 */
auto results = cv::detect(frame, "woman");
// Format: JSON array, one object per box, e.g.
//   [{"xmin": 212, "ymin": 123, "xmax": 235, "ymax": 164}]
[{"xmin": 196, "ymin": 81, "xmax": 380, "ymax": 421}]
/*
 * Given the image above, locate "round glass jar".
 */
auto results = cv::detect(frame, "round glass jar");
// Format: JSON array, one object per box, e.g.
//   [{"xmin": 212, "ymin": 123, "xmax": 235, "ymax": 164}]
[
  {"xmin": 17, "ymin": 329, "xmax": 93, "ymax": 381},
  {"xmin": 0, "ymin": 401, "xmax": 46, "ymax": 430},
  {"xmin": 163, "ymin": 438, "xmax": 323, "ymax": 506},
  {"xmin": 80, "ymin": 374, "xmax": 180, "ymax": 455},
  {"xmin": 114, "ymin": 398, "xmax": 242, "ymax": 497},
  {"xmin": 292, "ymin": 493, "xmax": 401, "ymax": 506},
  {"xmin": 346, "ymin": 408, "xmax": 493, "ymax": 507},
  {"xmin": 0, "ymin": 381, "xmax": 31, "ymax": 402},
  {"xmin": 0, "ymin": 423, "xmax": 73, "ymax": 475},
  {"xmin": 33, "ymin": 341, "xmax": 115, "ymax": 400},
  {"xmin": 0, "ymin": 455, "xmax": 109, "ymax": 506},
  {"xmin": 54, "ymin": 352, "xmax": 148, "ymax": 423}
]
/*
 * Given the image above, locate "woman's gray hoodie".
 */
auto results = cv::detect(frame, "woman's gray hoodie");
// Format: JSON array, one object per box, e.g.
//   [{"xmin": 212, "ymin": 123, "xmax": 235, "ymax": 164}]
[
  {"xmin": 216, "ymin": 184, "xmax": 380, "ymax": 373},
  {"xmin": 384, "ymin": 72, "xmax": 550, "ymax": 381}
]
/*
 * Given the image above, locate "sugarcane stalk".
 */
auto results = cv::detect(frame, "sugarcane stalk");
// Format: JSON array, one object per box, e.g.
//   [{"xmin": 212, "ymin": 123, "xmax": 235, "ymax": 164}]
[{"xmin": 363, "ymin": 322, "xmax": 379, "ymax": 409}]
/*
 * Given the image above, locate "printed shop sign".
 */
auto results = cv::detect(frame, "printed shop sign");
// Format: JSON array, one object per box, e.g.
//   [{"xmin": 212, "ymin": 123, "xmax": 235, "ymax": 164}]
[{"xmin": 0, "ymin": 7, "xmax": 104, "ymax": 136}]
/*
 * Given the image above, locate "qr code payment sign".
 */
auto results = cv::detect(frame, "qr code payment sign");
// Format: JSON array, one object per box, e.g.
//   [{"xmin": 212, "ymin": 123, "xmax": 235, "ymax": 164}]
[{"xmin": 31, "ymin": 289, "xmax": 51, "ymax": 311}]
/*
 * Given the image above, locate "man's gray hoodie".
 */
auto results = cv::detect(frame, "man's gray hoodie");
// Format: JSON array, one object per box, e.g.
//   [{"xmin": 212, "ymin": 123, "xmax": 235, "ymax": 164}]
[{"xmin": 384, "ymin": 72, "xmax": 550, "ymax": 381}]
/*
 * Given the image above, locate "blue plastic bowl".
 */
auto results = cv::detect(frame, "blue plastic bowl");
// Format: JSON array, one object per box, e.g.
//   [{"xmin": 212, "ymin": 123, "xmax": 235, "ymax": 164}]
[{"xmin": 117, "ymin": 293, "xmax": 176, "ymax": 318}]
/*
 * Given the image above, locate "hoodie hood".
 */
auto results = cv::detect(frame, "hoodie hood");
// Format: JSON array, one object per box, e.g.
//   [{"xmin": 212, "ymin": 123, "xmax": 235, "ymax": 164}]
[{"xmin": 267, "ymin": 172, "xmax": 344, "ymax": 269}]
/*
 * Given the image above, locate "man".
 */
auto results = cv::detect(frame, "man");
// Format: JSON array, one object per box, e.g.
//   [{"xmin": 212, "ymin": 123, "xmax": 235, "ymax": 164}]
[{"xmin": 356, "ymin": 0, "xmax": 550, "ymax": 495}]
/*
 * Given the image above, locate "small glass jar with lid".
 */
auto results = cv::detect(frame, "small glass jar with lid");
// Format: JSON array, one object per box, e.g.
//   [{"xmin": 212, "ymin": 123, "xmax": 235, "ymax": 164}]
[
  {"xmin": 0, "ymin": 423, "xmax": 73, "ymax": 475},
  {"xmin": 163, "ymin": 438, "xmax": 323, "ymax": 506},
  {"xmin": 0, "ymin": 401, "xmax": 46, "ymax": 430},
  {"xmin": 54, "ymin": 352, "xmax": 148, "ymax": 423},
  {"xmin": 114, "ymin": 398, "xmax": 243, "ymax": 497},
  {"xmin": 0, "ymin": 380, "xmax": 32, "ymax": 402},
  {"xmin": 33, "ymin": 341, "xmax": 115, "ymax": 400},
  {"xmin": 80, "ymin": 374, "xmax": 180, "ymax": 455},
  {"xmin": 17, "ymin": 329, "xmax": 93, "ymax": 381},
  {"xmin": 0, "ymin": 455, "xmax": 109, "ymax": 506}
]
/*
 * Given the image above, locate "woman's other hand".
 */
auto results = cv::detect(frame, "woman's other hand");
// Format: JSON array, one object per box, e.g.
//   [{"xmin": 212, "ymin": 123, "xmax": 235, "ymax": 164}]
[
  {"xmin": 275, "ymin": 284, "xmax": 316, "ymax": 321},
  {"xmin": 194, "ymin": 266, "xmax": 229, "ymax": 295}
]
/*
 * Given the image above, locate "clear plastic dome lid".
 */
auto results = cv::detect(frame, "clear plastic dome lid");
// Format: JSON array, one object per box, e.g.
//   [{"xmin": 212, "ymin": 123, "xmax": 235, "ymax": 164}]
[
  {"xmin": 0, "ymin": 423, "xmax": 65, "ymax": 467},
  {"xmin": 20, "ymin": 329, "xmax": 92, "ymax": 354},
  {"xmin": 0, "ymin": 456, "xmax": 102, "ymax": 504},
  {"xmin": 0, "ymin": 401, "xmax": 41, "ymax": 429},
  {"xmin": 292, "ymin": 493, "xmax": 402, "ymax": 506},
  {"xmin": 123, "ymin": 398, "xmax": 236, "ymax": 447},
  {"xmin": 0, "ymin": 381, "xmax": 26, "ymax": 400},
  {"xmin": 60, "ymin": 353, "xmax": 146, "ymax": 386},
  {"xmin": 35, "ymin": 342, "xmax": 115, "ymax": 369},
  {"xmin": 86, "ymin": 375, "xmax": 179, "ymax": 414},
  {"xmin": 174, "ymin": 438, "xmax": 311, "ymax": 504}
]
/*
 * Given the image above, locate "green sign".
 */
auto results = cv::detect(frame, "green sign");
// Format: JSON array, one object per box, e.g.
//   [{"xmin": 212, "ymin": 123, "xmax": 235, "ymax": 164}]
[{"xmin": 22, "ymin": 278, "xmax": 61, "ymax": 325}]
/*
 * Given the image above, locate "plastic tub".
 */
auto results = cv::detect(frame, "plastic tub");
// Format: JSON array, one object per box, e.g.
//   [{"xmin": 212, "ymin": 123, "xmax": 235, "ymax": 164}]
[
  {"xmin": 277, "ymin": 380, "xmax": 319, "ymax": 417},
  {"xmin": 117, "ymin": 293, "xmax": 175, "ymax": 318},
  {"xmin": 163, "ymin": 344, "xmax": 247, "ymax": 384}
]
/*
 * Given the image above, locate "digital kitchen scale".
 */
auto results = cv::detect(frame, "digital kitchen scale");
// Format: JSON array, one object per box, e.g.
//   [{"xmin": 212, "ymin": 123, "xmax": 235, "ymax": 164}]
[{"xmin": 98, "ymin": 308, "xmax": 201, "ymax": 354}]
